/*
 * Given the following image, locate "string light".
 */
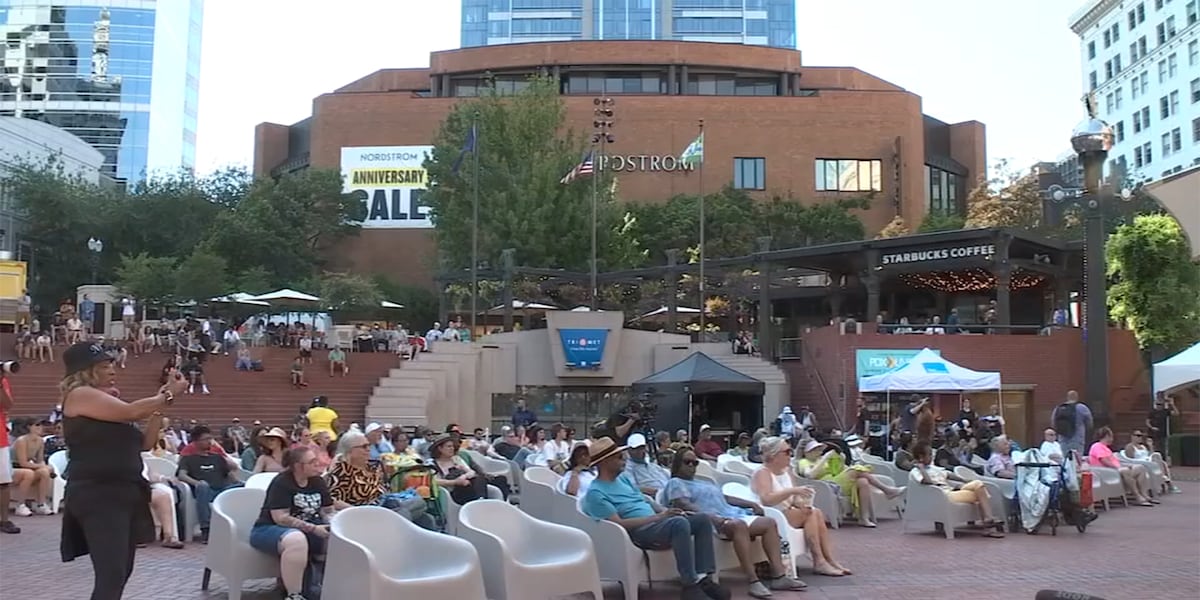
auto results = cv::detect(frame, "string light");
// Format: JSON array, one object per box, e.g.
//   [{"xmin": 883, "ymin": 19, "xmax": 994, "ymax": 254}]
[{"xmin": 900, "ymin": 267, "xmax": 1045, "ymax": 293}]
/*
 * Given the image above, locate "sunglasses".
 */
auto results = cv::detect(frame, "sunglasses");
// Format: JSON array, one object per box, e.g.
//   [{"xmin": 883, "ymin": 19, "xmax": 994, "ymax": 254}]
[{"xmin": 683, "ymin": 459, "xmax": 700, "ymax": 466}]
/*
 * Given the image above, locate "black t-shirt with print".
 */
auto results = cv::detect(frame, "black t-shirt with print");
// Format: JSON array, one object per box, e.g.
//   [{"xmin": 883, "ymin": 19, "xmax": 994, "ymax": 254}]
[
  {"xmin": 255, "ymin": 473, "xmax": 333, "ymax": 527},
  {"xmin": 178, "ymin": 452, "xmax": 231, "ymax": 488}
]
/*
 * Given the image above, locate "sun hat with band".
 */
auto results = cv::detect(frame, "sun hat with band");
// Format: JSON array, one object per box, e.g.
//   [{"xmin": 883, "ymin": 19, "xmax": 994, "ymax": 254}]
[
  {"xmin": 587, "ymin": 436, "xmax": 628, "ymax": 467},
  {"xmin": 63, "ymin": 341, "xmax": 117, "ymax": 377},
  {"xmin": 803, "ymin": 439, "xmax": 828, "ymax": 454},
  {"xmin": 258, "ymin": 427, "xmax": 289, "ymax": 443}
]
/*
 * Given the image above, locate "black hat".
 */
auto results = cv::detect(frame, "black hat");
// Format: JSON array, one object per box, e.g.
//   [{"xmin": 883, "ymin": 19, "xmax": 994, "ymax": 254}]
[{"xmin": 63, "ymin": 342, "xmax": 115, "ymax": 377}]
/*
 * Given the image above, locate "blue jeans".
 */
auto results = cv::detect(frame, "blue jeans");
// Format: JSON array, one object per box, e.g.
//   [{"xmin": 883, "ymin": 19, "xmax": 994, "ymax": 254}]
[
  {"xmin": 630, "ymin": 513, "xmax": 716, "ymax": 584},
  {"xmin": 193, "ymin": 481, "xmax": 244, "ymax": 529}
]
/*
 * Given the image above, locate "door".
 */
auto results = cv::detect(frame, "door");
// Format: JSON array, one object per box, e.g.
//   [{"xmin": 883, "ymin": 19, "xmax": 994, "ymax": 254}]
[{"xmin": 967, "ymin": 390, "xmax": 1033, "ymax": 446}]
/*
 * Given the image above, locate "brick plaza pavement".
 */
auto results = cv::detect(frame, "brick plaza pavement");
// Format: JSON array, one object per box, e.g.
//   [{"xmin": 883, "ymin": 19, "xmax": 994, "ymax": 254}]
[{"xmin": 1, "ymin": 482, "xmax": 1197, "ymax": 600}]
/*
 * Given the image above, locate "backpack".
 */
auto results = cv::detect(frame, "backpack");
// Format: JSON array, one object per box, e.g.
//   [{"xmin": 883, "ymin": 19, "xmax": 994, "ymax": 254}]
[{"xmin": 1054, "ymin": 403, "xmax": 1077, "ymax": 438}]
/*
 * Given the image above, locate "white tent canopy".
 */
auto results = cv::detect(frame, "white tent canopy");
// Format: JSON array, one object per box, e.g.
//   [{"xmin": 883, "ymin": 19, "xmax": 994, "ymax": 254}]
[
  {"xmin": 209, "ymin": 292, "xmax": 271, "ymax": 306},
  {"xmin": 1153, "ymin": 341, "xmax": 1200, "ymax": 393},
  {"xmin": 246, "ymin": 288, "xmax": 321, "ymax": 303},
  {"xmin": 860, "ymin": 348, "xmax": 1001, "ymax": 392}
]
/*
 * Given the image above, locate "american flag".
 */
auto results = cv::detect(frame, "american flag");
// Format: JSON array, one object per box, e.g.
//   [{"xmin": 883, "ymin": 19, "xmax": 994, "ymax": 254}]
[{"xmin": 559, "ymin": 150, "xmax": 595, "ymax": 185}]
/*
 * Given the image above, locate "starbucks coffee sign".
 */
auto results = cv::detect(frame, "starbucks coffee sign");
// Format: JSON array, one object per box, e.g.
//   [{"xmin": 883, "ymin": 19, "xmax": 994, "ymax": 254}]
[
  {"xmin": 600, "ymin": 154, "xmax": 695, "ymax": 173},
  {"xmin": 881, "ymin": 244, "xmax": 996, "ymax": 266}
]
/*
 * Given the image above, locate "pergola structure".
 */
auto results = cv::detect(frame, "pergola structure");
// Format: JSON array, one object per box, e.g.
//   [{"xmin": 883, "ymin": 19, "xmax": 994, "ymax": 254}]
[{"xmin": 435, "ymin": 227, "xmax": 1082, "ymax": 359}]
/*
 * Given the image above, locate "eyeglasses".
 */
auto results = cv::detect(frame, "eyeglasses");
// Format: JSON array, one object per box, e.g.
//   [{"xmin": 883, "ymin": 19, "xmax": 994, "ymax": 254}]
[
  {"xmin": 354, "ymin": 443, "xmax": 370, "ymax": 449},
  {"xmin": 682, "ymin": 459, "xmax": 700, "ymax": 466}
]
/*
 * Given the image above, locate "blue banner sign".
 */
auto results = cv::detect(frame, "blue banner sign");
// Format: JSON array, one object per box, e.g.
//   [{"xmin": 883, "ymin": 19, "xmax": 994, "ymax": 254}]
[
  {"xmin": 559, "ymin": 328, "xmax": 609, "ymax": 369},
  {"xmin": 855, "ymin": 349, "xmax": 941, "ymax": 382}
]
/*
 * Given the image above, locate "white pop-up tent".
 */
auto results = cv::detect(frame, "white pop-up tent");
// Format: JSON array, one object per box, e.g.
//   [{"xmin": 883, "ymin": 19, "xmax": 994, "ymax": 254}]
[
  {"xmin": 859, "ymin": 347, "xmax": 1003, "ymax": 439},
  {"xmin": 1153, "ymin": 341, "xmax": 1200, "ymax": 393}
]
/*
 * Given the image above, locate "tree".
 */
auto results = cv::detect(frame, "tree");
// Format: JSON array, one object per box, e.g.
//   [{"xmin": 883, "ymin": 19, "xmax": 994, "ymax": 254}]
[
  {"xmin": 319, "ymin": 272, "xmax": 383, "ymax": 313},
  {"xmin": 918, "ymin": 210, "xmax": 966, "ymax": 233},
  {"xmin": 174, "ymin": 250, "xmax": 229, "ymax": 302},
  {"xmin": 423, "ymin": 75, "xmax": 640, "ymax": 272},
  {"xmin": 1106, "ymin": 214, "xmax": 1200, "ymax": 354},
  {"xmin": 202, "ymin": 169, "xmax": 364, "ymax": 286},
  {"xmin": 231, "ymin": 266, "xmax": 274, "ymax": 295},
  {"xmin": 372, "ymin": 275, "xmax": 438, "ymax": 329},
  {"xmin": 876, "ymin": 216, "xmax": 910, "ymax": 239},
  {"xmin": 964, "ymin": 163, "xmax": 1042, "ymax": 230},
  {"xmin": 114, "ymin": 253, "xmax": 177, "ymax": 304}
]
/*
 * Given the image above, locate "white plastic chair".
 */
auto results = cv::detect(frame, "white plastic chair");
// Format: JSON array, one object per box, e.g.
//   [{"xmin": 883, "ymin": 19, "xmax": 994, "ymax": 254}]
[
  {"xmin": 145, "ymin": 455, "xmax": 199, "ymax": 539},
  {"xmin": 1119, "ymin": 455, "xmax": 1165, "ymax": 495},
  {"xmin": 901, "ymin": 470, "xmax": 1001, "ymax": 539},
  {"xmin": 1086, "ymin": 465, "xmax": 1129, "ymax": 509},
  {"xmin": 244, "ymin": 472, "xmax": 277, "ymax": 490},
  {"xmin": 464, "ymin": 449, "xmax": 513, "ymax": 479},
  {"xmin": 793, "ymin": 475, "xmax": 841, "ymax": 529},
  {"xmin": 519, "ymin": 467, "xmax": 561, "ymax": 521},
  {"xmin": 722, "ymin": 459, "xmax": 757, "ymax": 478},
  {"xmin": 47, "ymin": 450, "xmax": 68, "ymax": 514},
  {"xmin": 722, "ymin": 482, "xmax": 809, "ymax": 577},
  {"xmin": 326, "ymin": 505, "xmax": 487, "ymax": 600},
  {"xmin": 564, "ymin": 500, "xmax": 676, "ymax": 600},
  {"xmin": 716, "ymin": 453, "xmax": 748, "ymax": 472},
  {"xmin": 201, "ymin": 487, "xmax": 280, "ymax": 600},
  {"xmin": 459, "ymin": 500, "xmax": 603, "ymax": 600},
  {"xmin": 953, "ymin": 467, "xmax": 1010, "ymax": 521},
  {"xmin": 439, "ymin": 484, "xmax": 504, "ymax": 535}
]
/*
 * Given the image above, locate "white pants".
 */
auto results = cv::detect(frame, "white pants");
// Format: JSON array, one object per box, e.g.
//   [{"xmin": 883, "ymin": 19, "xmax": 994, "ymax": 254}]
[{"xmin": 0, "ymin": 447, "xmax": 12, "ymax": 484}]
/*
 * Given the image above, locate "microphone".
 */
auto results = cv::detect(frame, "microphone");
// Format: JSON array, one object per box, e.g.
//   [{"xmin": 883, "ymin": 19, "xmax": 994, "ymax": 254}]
[{"xmin": 1034, "ymin": 591, "xmax": 1107, "ymax": 600}]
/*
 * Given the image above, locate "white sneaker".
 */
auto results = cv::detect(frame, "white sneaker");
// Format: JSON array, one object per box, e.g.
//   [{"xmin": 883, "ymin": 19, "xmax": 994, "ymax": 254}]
[
  {"xmin": 33, "ymin": 504, "xmax": 52, "ymax": 516},
  {"xmin": 14, "ymin": 504, "xmax": 32, "ymax": 517},
  {"xmin": 201, "ymin": 386, "xmax": 211, "ymax": 395}
]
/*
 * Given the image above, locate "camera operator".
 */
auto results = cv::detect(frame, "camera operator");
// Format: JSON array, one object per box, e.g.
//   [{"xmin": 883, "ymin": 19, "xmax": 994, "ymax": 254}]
[
  {"xmin": 603, "ymin": 399, "xmax": 645, "ymax": 446},
  {"xmin": 0, "ymin": 360, "xmax": 21, "ymax": 534}
]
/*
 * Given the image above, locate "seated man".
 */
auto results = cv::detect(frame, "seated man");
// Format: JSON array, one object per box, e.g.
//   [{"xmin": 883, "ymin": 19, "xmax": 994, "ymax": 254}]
[
  {"xmin": 624, "ymin": 433, "xmax": 670, "ymax": 496},
  {"xmin": 290, "ymin": 354, "xmax": 308, "ymax": 388},
  {"xmin": 234, "ymin": 344, "xmax": 254, "ymax": 371},
  {"xmin": 181, "ymin": 356, "xmax": 210, "ymax": 394},
  {"xmin": 176, "ymin": 425, "xmax": 243, "ymax": 542},
  {"xmin": 984, "ymin": 436, "xmax": 1016, "ymax": 479},
  {"xmin": 582, "ymin": 437, "xmax": 730, "ymax": 600},
  {"xmin": 328, "ymin": 346, "xmax": 348, "ymax": 377}
]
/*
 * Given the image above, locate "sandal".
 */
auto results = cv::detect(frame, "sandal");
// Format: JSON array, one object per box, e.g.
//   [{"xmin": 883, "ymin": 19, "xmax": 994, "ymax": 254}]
[
  {"xmin": 813, "ymin": 563, "xmax": 844, "ymax": 577},
  {"xmin": 161, "ymin": 539, "xmax": 184, "ymax": 549}
]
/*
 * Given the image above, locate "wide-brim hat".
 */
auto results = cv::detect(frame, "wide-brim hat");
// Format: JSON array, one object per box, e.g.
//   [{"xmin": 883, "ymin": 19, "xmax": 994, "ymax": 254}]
[
  {"xmin": 63, "ymin": 342, "xmax": 116, "ymax": 377},
  {"xmin": 587, "ymin": 436, "xmax": 627, "ymax": 467},
  {"xmin": 803, "ymin": 440, "xmax": 827, "ymax": 454},
  {"xmin": 429, "ymin": 433, "xmax": 457, "ymax": 452},
  {"xmin": 843, "ymin": 434, "xmax": 864, "ymax": 447},
  {"xmin": 259, "ymin": 427, "xmax": 289, "ymax": 442}
]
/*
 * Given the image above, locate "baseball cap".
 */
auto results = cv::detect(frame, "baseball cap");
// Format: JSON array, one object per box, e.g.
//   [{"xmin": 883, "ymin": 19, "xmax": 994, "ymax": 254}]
[
  {"xmin": 365, "ymin": 422, "xmax": 383, "ymax": 435},
  {"xmin": 627, "ymin": 433, "xmax": 647, "ymax": 449},
  {"xmin": 63, "ymin": 342, "xmax": 116, "ymax": 376},
  {"xmin": 699, "ymin": 424, "xmax": 711, "ymax": 432}
]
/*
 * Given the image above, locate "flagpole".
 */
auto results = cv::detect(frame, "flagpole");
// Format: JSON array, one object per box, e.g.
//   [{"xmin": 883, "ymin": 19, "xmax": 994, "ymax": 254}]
[
  {"xmin": 697, "ymin": 119, "xmax": 705, "ymax": 334},
  {"xmin": 470, "ymin": 111, "xmax": 480, "ymax": 337},
  {"xmin": 590, "ymin": 142, "xmax": 599, "ymax": 310}
]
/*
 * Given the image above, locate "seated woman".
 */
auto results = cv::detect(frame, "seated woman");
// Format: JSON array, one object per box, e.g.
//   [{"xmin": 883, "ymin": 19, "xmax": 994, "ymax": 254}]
[
  {"xmin": 254, "ymin": 428, "xmax": 290, "ymax": 474},
  {"xmin": 11, "ymin": 418, "xmax": 55, "ymax": 515},
  {"xmin": 430, "ymin": 433, "xmax": 487, "ymax": 505},
  {"xmin": 250, "ymin": 446, "xmax": 333, "ymax": 600},
  {"xmin": 892, "ymin": 432, "xmax": 915, "ymax": 472},
  {"xmin": 309, "ymin": 431, "xmax": 334, "ymax": 473},
  {"xmin": 1123, "ymin": 430, "xmax": 1174, "ymax": 493},
  {"xmin": 557, "ymin": 443, "xmax": 595, "ymax": 497},
  {"xmin": 795, "ymin": 439, "xmax": 903, "ymax": 528},
  {"xmin": 327, "ymin": 430, "xmax": 434, "ymax": 529},
  {"xmin": 751, "ymin": 436, "xmax": 849, "ymax": 577},
  {"xmin": 1088, "ymin": 426, "xmax": 1154, "ymax": 506},
  {"xmin": 727, "ymin": 432, "xmax": 753, "ymax": 459},
  {"xmin": 141, "ymin": 463, "xmax": 185, "ymax": 548},
  {"xmin": 984, "ymin": 436, "xmax": 1016, "ymax": 479},
  {"xmin": 910, "ymin": 442, "xmax": 1004, "ymax": 538},
  {"xmin": 290, "ymin": 354, "xmax": 309, "ymax": 388},
  {"xmin": 666, "ymin": 448, "xmax": 808, "ymax": 598}
]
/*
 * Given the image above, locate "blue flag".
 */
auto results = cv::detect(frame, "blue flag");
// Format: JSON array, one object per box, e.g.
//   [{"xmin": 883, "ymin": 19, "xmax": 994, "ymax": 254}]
[{"xmin": 451, "ymin": 124, "xmax": 477, "ymax": 174}]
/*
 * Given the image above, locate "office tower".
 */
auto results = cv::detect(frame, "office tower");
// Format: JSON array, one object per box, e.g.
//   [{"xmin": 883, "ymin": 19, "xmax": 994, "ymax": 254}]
[
  {"xmin": 462, "ymin": 0, "xmax": 796, "ymax": 49},
  {"xmin": 1071, "ymin": 0, "xmax": 1200, "ymax": 181},
  {"xmin": 0, "ymin": 1, "xmax": 204, "ymax": 182}
]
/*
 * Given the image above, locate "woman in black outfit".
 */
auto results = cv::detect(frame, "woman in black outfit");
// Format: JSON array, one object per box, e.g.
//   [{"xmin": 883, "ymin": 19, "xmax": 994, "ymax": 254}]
[{"xmin": 59, "ymin": 342, "xmax": 189, "ymax": 600}]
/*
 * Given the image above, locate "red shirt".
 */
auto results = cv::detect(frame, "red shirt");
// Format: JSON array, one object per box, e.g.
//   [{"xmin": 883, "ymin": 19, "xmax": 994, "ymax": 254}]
[
  {"xmin": 0, "ymin": 378, "xmax": 10, "ymax": 447},
  {"xmin": 694, "ymin": 438, "xmax": 723, "ymax": 459}
]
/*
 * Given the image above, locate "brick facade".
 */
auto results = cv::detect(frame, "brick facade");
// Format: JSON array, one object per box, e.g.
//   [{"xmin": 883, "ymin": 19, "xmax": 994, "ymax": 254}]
[{"xmin": 253, "ymin": 41, "xmax": 987, "ymax": 285}]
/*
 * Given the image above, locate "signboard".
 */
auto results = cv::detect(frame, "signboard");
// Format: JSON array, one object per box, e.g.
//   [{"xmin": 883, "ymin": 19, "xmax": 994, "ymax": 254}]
[
  {"xmin": 600, "ymin": 154, "xmax": 695, "ymax": 173},
  {"xmin": 341, "ymin": 146, "xmax": 434, "ymax": 229},
  {"xmin": 558, "ymin": 328, "xmax": 609, "ymax": 369},
  {"xmin": 880, "ymin": 244, "xmax": 995, "ymax": 266},
  {"xmin": 855, "ymin": 349, "xmax": 941, "ymax": 382}
]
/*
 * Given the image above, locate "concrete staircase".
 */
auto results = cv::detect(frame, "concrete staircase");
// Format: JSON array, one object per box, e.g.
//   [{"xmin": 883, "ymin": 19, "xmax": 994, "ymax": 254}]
[{"xmin": 364, "ymin": 343, "xmax": 487, "ymax": 428}]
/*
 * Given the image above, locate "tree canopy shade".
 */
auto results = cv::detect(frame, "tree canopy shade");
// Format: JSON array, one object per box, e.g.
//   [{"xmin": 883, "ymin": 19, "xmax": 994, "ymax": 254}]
[
  {"xmin": 1106, "ymin": 214, "xmax": 1200, "ymax": 354},
  {"xmin": 964, "ymin": 169, "xmax": 1042, "ymax": 230},
  {"xmin": 875, "ymin": 216, "xmax": 910, "ymax": 239},
  {"xmin": 422, "ymin": 75, "xmax": 642, "ymax": 272}
]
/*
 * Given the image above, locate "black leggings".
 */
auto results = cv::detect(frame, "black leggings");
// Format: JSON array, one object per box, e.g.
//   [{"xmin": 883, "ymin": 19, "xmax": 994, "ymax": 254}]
[{"xmin": 65, "ymin": 482, "xmax": 148, "ymax": 600}]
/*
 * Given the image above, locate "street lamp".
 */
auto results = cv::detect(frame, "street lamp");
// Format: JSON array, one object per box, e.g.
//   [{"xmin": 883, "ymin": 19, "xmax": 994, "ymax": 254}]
[
  {"xmin": 1070, "ymin": 97, "xmax": 1114, "ymax": 426},
  {"xmin": 590, "ymin": 97, "xmax": 615, "ymax": 310},
  {"xmin": 87, "ymin": 237, "xmax": 103, "ymax": 283}
]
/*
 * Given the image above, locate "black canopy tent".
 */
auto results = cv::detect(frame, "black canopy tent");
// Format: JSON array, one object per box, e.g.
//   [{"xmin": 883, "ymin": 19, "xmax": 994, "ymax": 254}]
[{"xmin": 632, "ymin": 352, "xmax": 765, "ymax": 444}]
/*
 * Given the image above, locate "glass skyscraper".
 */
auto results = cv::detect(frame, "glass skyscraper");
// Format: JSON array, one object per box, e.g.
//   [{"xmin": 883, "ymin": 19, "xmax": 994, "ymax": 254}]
[
  {"xmin": 462, "ymin": 0, "xmax": 796, "ymax": 49},
  {"xmin": 0, "ymin": 0, "xmax": 203, "ymax": 182}
]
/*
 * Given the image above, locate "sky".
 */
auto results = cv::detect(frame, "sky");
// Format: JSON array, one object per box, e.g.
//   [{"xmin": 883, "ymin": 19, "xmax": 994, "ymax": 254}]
[{"xmin": 194, "ymin": 0, "xmax": 1086, "ymax": 177}]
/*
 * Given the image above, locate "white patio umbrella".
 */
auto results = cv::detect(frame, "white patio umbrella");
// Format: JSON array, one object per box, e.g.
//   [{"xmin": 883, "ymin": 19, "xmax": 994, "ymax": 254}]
[
  {"xmin": 380, "ymin": 300, "xmax": 405, "ymax": 309},
  {"xmin": 484, "ymin": 300, "xmax": 558, "ymax": 313},
  {"xmin": 209, "ymin": 292, "xmax": 271, "ymax": 307},
  {"xmin": 634, "ymin": 305, "xmax": 701, "ymax": 322},
  {"xmin": 245, "ymin": 288, "xmax": 321, "ymax": 303}
]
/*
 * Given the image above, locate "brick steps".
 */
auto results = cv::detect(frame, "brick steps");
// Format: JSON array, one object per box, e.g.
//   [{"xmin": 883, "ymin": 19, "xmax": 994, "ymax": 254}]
[{"xmin": 5, "ymin": 349, "xmax": 399, "ymax": 429}]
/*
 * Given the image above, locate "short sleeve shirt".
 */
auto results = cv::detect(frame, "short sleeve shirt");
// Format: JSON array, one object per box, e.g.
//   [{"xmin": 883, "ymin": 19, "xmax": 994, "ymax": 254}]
[
  {"xmin": 256, "ymin": 474, "xmax": 332, "ymax": 527},
  {"xmin": 581, "ymin": 473, "xmax": 655, "ymax": 520},
  {"xmin": 1087, "ymin": 442, "xmax": 1119, "ymax": 469}
]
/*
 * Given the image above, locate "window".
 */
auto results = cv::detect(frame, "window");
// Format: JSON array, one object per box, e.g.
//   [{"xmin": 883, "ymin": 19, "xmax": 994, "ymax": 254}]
[
  {"xmin": 1188, "ymin": 0, "xmax": 1198, "ymax": 24},
  {"xmin": 814, "ymin": 159, "xmax": 883, "ymax": 192},
  {"xmin": 1135, "ymin": 70, "xmax": 1150, "ymax": 96},
  {"xmin": 1088, "ymin": 41, "xmax": 1097, "ymax": 59},
  {"xmin": 1193, "ymin": 117, "xmax": 1200, "ymax": 142},
  {"xmin": 733, "ymin": 157, "xmax": 765, "ymax": 190},
  {"xmin": 1155, "ymin": 0, "xmax": 1163, "ymax": 9},
  {"xmin": 1168, "ymin": 53, "xmax": 1177, "ymax": 77},
  {"xmin": 1160, "ymin": 94, "xmax": 1174, "ymax": 118},
  {"xmin": 1166, "ymin": 16, "xmax": 1176, "ymax": 38},
  {"xmin": 1171, "ymin": 128, "xmax": 1182, "ymax": 152},
  {"xmin": 1157, "ymin": 22, "xmax": 1167, "ymax": 43},
  {"xmin": 1113, "ymin": 54, "xmax": 1123, "ymax": 73},
  {"xmin": 1163, "ymin": 132, "xmax": 1173, "ymax": 156},
  {"xmin": 925, "ymin": 165, "xmax": 959, "ymax": 213},
  {"xmin": 1116, "ymin": 87, "xmax": 1124, "ymax": 110},
  {"xmin": 1130, "ymin": 36, "xmax": 1148, "ymax": 62},
  {"xmin": 1135, "ymin": 142, "xmax": 1153, "ymax": 167},
  {"xmin": 1089, "ymin": 71, "xmax": 1098, "ymax": 90},
  {"xmin": 1190, "ymin": 40, "xmax": 1199, "ymax": 66},
  {"xmin": 1158, "ymin": 59, "xmax": 1168, "ymax": 82},
  {"xmin": 1130, "ymin": 3, "xmax": 1146, "ymax": 28},
  {"xmin": 1143, "ymin": 142, "xmax": 1153, "ymax": 165},
  {"xmin": 1170, "ymin": 90, "xmax": 1180, "ymax": 114},
  {"xmin": 1192, "ymin": 78, "xmax": 1200, "ymax": 102},
  {"xmin": 1107, "ymin": 92, "xmax": 1116, "ymax": 114},
  {"xmin": 1111, "ymin": 23, "xmax": 1120, "ymax": 43},
  {"xmin": 1105, "ymin": 59, "xmax": 1115, "ymax": 79},
  {"xmin": 1133, "ymin": 106, "xmax": 1152, "ymax": 132},
  {"xmin": 1115, "ymin": 120, "xmax": 1126, "ymax": 142},
  {"xmin": 1104, "ymin": 29, "xmax": 1112, "ymax": 48}
]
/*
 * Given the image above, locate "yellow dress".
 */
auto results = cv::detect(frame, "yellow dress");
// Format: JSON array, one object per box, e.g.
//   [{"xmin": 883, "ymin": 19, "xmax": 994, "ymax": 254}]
[{"xmin": 796, "ymin": 453, "xmax": 872, "ymax": 516}]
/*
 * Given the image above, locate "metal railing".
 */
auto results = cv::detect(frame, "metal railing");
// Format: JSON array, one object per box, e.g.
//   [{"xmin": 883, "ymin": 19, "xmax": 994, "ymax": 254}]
[
  {"xmin": 801, "ymin": 336, "xmax": 844, "ymax": 431},
  {"xmin": 858, "ymin": 322, "xmax": 1049, "ymax": 335}
]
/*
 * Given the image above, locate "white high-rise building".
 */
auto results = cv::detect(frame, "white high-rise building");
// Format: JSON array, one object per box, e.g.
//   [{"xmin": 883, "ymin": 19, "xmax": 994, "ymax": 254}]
[{"xmin": 1070, "ymin": 0, "xmax": 1200, "ymax": 182}]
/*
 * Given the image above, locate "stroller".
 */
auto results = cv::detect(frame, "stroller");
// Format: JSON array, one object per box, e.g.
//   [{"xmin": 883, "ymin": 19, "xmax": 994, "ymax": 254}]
[{"xmin": 1010, "ymin": 449, "xmax": 1094, "ymax": 535}]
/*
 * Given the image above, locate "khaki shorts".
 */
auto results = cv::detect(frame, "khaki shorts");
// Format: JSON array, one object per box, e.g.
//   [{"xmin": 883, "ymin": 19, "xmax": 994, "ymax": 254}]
[{"xmin": 0, "ymin": 447, "xmax": 12, "ymax": 485}]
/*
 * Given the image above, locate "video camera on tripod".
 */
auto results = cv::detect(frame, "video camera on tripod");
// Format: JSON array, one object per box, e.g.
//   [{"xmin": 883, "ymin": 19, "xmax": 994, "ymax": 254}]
[{"xmin": 0, "ymin": 361, "xmax": 19, "ymax": 376}]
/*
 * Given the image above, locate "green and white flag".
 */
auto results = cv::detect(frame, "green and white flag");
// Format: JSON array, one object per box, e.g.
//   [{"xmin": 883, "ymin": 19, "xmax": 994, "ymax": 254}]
[{"xmin": 680, "ymin": 132, "xmax": 704, "ymax": 166}]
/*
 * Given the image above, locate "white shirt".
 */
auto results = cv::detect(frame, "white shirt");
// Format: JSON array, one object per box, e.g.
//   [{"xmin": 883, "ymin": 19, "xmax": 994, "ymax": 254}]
[
  {"xmin": 122, "ymin": 298, "xmax": 135, "ymax": 316},
  {"xmin": 443, "ymin": 327, "xmax": 460, "ymax": 342},
  {"xmin": 541, "ymin": 439, "xmax": 570, "ymax": 465},
  {"xmin": 426, "ymin": 328, "xmax": 443, "ymax": 341},
  {"xmin": 224, "ymin": 330, "xmax": 240, "ymax": 343},
  {"xmin": 1039, "ymin": 440, "xmax": 1065, "ymax": 463},
  {"xmin": 557, "ymin": 470, "xmax": 596, "ymax": 496},
  {"xmin": 925, "ymin": 326, "xmax": 945, "ymax": 334},
  {"xmin": 299, "ymin": 337, "xmax": 313, "ymax": 350}
]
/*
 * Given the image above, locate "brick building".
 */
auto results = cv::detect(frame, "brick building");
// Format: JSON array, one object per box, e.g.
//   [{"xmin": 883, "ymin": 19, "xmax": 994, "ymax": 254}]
[{"xmin": 253, "ymin": 40, "xmax": 987, "ymax": 285}]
